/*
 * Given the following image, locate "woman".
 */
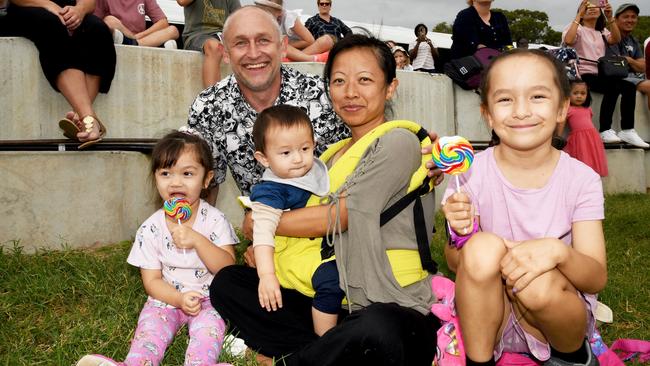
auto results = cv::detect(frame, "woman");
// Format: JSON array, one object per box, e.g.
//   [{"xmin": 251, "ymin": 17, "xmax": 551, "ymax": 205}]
[
  {"xmin": 450, "ymin": 0, "xmax": 512, "ymax": 59},
  {"xmin": 409, "ymin": 23, "xmax": 437, "ymax": 73},
  {"xmin": 563, "ymin": 0, "xmax": 644, "ymax": 147},
  {"xmin": 7, "ymin": 0, "xmax": 115, "ymax": 148},
  {"xmin": 210, "ymin": 34, "xmax": 440, "ymax": 366},
  {"xmin": 254, "ymin": 0, "xmax": 331, "ymax": 62}
]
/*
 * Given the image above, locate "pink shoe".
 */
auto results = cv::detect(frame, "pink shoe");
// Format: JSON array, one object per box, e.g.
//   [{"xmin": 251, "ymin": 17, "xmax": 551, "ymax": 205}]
[
  {"xmin": 75, "ymin": 354, "xmax": 119, "ymax": 366},
  {"xmin": 313, "ymin": 51, "xmax": 329, "ymax": 63}
]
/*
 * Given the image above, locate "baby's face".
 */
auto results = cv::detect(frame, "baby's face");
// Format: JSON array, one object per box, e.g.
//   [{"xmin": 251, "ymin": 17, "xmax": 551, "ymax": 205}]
[{"xmin": 255, "ymin": 124, "xmax": 315, "ymax": 179}]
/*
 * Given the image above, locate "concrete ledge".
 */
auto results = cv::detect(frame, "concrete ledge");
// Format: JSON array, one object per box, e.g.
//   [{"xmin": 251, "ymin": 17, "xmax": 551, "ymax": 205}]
[
  {"xmin": 602, "ymin": 148, "xmax": 647, "ymax": 193},
  {"xmin": 0, "ymin": 37, "xmax": 455, "ymax": 140}
]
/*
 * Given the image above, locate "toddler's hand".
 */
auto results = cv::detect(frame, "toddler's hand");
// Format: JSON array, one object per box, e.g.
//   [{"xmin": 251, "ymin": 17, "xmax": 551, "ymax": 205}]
[
  {"xmin": 170, "ymin": 224, "xmax": 200, "ymax": 250},
  {"xmin": 442, "ymin": 192, "xmax": 475, "ymax": 235},
  {"xmin": 181, "ymin": 291, "xmax": 203, "ymax": 316},
  {"xmin": 258, "ymin": 273, "xmax": 282, "ymax": 312}
]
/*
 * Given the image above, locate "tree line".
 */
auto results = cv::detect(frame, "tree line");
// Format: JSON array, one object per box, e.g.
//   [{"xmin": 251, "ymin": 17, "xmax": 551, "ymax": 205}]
[{"xmin": 433, "ymin": 9, "xmax": 650, "ymax": 46}]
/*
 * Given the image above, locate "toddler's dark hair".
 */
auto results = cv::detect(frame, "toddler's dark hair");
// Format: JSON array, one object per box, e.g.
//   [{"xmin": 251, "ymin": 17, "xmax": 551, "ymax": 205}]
[
  {"xmin": 253, "ymin": 104, "xmax": 314, "ymax": 153},
  {"xmin": 151, "ymin": 130, "xmax": 214, "ymax": 177},
  {"xmin": 570, "ymin": 79, "xmax": 592, "ymax": 107}
]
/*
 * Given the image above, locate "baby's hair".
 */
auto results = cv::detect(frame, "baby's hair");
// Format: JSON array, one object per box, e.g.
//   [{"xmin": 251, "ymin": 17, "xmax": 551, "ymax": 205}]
[
  {"xmin": 479, "ymin": 49, "xmax": 570, "ymax": 107},
  {"xmin": 151, "ymin": 130, "xmax": 214, "ymax": 176},
  {"xmin": 570, "ymin": 79, "xmax": 591, "ymax": 107},
  {"xmin": 253, "ymin": 104, "xmax": 314, "ymax": 153}
]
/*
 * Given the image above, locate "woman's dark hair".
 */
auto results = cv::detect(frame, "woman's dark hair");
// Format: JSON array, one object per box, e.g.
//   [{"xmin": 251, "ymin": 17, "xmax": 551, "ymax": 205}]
[
  {"xmin": 253, "ymin": 104, "xmax": 313, "ymax": 153},
  {"xmin": 479, "ymin": 49, "xmax": 570, "ymax": 107},
  {"xmin": 323, "ymin": 33, "xmax": 396, "ymax": 89},
  {"xmin": 570, "ymin": 79, "xmax": 591, "ymax": 107},
  {"xmin": 414, "ymin": 23, "xmax": 428, "ymax": 36},
  {"xmin": 151, "ymin": 130, "xmax": 214, "ymax": 177}
]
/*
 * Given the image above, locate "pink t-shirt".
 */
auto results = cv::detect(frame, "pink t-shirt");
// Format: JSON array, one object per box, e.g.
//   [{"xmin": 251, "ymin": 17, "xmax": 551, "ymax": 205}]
[
  {"xmin": 127, "ymin": 199, "xmax": 238, "ymax": 299},
  {"xmin": 442, "ymin": 147, "xmax": 604, "ymax": 244},
  {"xmin": 562, "ymin": 24, "xmax": 611, "ymax": 76},
  {"xmin": 94, "ymin": 0, "xmax": 166, "ymax": 34}
]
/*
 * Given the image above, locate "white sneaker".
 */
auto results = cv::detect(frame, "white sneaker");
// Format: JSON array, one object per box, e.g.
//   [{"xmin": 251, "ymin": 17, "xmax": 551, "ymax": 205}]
[
  {"xmin": 112, "ymin": 29, "xmax": 124, "ymax": 45},
  {"xmin": 75, "ymin": 354, "xmax": 118, "ymax": 366},
  {"xmin": 599, "ymin": 129, "xmax": 622, "ymax": 143},
  {"xmin": 163, "ymin": 39, "xmax": 177, "ymax": 49},
  {"xmin": 223, "ymin": 334, "xmax": 247, "ymax": 357},
  {"xmin": 618, "ymin": 129, "xmax": 649, "ymax": 148}
]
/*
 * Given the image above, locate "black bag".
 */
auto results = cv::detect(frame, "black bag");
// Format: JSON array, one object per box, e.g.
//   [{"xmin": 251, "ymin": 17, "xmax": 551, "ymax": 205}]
[
  {"xmin": 597, "ymin": 55, "xmax": 629, "ymax": 78},
  {"xmin": 444, "ymin": 55, "xmax": 483, "ymax": 90}
]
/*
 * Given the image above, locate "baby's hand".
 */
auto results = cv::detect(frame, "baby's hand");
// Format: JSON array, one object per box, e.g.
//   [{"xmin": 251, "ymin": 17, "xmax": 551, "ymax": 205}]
[
  {"xmin": 442, "ymin": 192, "xmax": 475, "ymax": 235},
  {"xmin": 258, "ymin": 273, "xmax": 282, "ymax": 312},
  {"xmin": 180, "ymin": 291, "xmax": 203, "ymax": 316},
  {"xmin": 170, "ymin": 224, "xmax": 200, "ymax": 250}
]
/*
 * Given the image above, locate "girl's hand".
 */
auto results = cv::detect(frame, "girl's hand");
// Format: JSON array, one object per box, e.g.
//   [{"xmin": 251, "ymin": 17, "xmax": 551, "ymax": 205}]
[
  {"xmin": 442, "ymin": 192, "xmax": 475, "ymax": 235},
  {"xmin": 500, "ymin": 238, "xmax": 566, "ymax": 293},
  {"xmin": 169, "ymin": 224, "xmax": 200, "ymax": 250},
  {"xmin": 180, "ymin": 291, "xmax": 203, "ymax": 316},
  {"xmin": 258, "ymin": 273, "xmax": 282, "ymax": 311},
  {"xmin": 60, "ymin": 5, "xmax": 83, "ymax": 31}
]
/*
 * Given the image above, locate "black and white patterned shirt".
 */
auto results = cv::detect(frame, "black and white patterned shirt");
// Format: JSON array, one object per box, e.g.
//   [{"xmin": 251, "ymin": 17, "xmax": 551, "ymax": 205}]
[
  {"xmin": 187, "ymin": 66, "xmax": 350, "ymax": 195},
  {"xmin": 305, "ymin": 14, "xmax": 352, "ymax": 41}
]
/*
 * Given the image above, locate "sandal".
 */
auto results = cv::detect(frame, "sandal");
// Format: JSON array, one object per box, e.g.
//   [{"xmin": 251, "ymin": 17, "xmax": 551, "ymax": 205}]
[{"xmin": 58, "ymin": 115, "xmax": 106, "ymax": 149}]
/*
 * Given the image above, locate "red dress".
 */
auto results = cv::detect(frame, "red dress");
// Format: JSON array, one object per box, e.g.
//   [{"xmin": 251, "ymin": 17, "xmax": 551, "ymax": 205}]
[{"xmin": 563, "ymin": 106, "xmax": 608, "ymax": 177}]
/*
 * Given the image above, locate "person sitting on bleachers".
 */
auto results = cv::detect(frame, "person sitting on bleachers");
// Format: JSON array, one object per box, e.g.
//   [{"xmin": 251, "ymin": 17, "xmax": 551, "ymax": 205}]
[
  {"xmin": 93, "ymin": 0, "xmax": 179, "ymax": 49},
  {"xmin": 304, "ymin": 0, "xmax": 350, "ymax": 43},
  {"xmin": 254, "ymin": 0, "xmax": 331, "ymax": 62},
  {"xmin": 610, "ymin": 3, "xmax": 650, "ymax": 113}
]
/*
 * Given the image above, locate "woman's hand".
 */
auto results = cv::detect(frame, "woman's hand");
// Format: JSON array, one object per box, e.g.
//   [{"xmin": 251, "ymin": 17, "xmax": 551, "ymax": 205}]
[
  {"xmin": 422, "ymin": 131, "xmax": 444, "ymax": 186},
  {"xmin": 442, "ymin": 192, "xmax": 474, "ymax": 235},
  {"xmin": 60, "ymin": 5, "xmax": 83, "ymax": 31},
  {"xmin": 43, "ymin": 2, "xmax": 66, "ymax": 25},
  {"xmin": 603, "ymin": 1, "xmax": 613, "ymax": 19},
  {"xmin": 180, "ymin": 291, "xmax": 203, "ymax": 316},
  {"xmin": 169, "ymin": 224, "xmax": 201, "ymax": 250},
  {"xmin": 500, "ymin": 238, "xmax": 567, "ymax": 293},
  {"xmin": 577, "ymin": 0, "xmax": 589, "ymax": 18},
  {"xmin": 258, "ymin": 273, "xmax": 283, "ymax": 311}
]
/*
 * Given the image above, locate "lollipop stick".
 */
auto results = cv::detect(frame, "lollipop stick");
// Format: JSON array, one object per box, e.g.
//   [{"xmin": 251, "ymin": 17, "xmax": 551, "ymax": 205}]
[
  {"xmin": 455, "ymin": 175, "xmax": 461, "ymax": 194},
  {"xmin": 177, "ymin": 218, "xmax": 187, "ymax": 258}
]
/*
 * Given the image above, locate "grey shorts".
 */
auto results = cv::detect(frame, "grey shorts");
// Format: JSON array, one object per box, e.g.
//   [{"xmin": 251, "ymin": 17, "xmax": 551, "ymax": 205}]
[{"xmin": 184, "ymin": 31, "xmax": 222, "ymax": 52}]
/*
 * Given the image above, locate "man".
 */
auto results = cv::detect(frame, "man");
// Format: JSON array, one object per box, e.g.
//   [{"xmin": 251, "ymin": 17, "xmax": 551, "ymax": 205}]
[
  {"xmin": 186, "ymin": 5, "xmax": 350, "ymax": 203},
  {"xmin": 304, "ymin": 0, "xmax": 351, "ymax": 42},
  {"xmin": 177, "ymin": 0, "xmax": 240, "ymax": 88},
  {"xmin": 611, "ymin": 3, "xmax": 650, "ymax": 147}
]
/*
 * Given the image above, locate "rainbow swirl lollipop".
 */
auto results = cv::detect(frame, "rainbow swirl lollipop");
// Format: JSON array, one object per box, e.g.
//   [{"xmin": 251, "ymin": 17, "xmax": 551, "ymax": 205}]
[
  {"xmin": 164, "ymin": 197, "xmax": 192, "ymax": 224},
  {"xmin": 432, "ymin": 136, "xmax": 474, "ymax": 192}
]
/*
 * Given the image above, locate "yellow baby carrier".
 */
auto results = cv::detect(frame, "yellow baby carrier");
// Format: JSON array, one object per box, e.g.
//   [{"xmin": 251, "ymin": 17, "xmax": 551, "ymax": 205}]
[{"xmin": 273, "ymin": 120, "xmax": 438, "ymax": 297}]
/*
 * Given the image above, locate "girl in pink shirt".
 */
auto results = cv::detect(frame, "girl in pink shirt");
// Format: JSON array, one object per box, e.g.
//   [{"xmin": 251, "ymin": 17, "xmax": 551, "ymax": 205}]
[
  {"xmin": 442, "ymin": 50, "xmax": 606, "ymax": 366},
  {"xmin": 76, "ymin": 131, "xmax": 238, "ymax": 366}
]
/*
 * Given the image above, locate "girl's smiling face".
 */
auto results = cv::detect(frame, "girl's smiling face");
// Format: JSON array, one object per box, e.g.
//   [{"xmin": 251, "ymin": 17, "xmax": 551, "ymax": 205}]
[{"xmin": 482, "ymin": 54, "xmax": 569, "ymax": 151}]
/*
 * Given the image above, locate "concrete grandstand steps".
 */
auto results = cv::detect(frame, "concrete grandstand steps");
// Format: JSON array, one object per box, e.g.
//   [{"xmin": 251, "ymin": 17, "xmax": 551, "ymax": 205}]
[{"xmin": 1, "ymin": 36, "xmax": 649, "ymax": 250}]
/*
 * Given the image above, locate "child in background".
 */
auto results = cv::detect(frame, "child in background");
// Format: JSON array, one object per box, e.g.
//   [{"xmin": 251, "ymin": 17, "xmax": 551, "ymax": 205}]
[
  {"xmin": 94, "ymin": 0, "xmax": 179, "ymax": 48},
  {"xmin": 249, "ymin": 104, "xmax": 340, "ymax": 336},
  {"xmin": 557, "ymin": 79, "xmax": 608, "ymax": 177},
  {"xmin": 392, "ymin": 46, "xmax": 414, "ymax": 71},
  {"xmin": 443, "ymin": 49, "xmax": 606, "ymax": 366},
  {"xmin": 76, "ymin": 131, "xmax": 238, "ymax": 366}
]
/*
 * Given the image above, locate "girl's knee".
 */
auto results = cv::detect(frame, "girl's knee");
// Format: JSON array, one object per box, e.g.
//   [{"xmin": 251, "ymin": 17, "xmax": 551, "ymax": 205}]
[
  {"xmin": 167, "ymin": 25, "xmax": 179, "ymax": 39},
  {"xmin": 459, "ymin": 232, "xmax": 506, "ymax": 278},
  {"xmin": 515, "ymin": 270, "xmax": 572, "ymax": 312},
  {"xmin": 203, "ymin": 39, "xmax": 223, "ymax": 56}
]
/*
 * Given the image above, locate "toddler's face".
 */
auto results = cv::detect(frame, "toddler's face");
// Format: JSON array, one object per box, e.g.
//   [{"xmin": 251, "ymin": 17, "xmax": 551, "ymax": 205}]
[
  {"xmin": 255, "ymin": 124, "xmax": 315, "ymax": 179},
  {"xmin": 570, "ymin": 83, "xmax": 588, "ymax": 106},
  {"xmin": 394, "ymin": 51, "xmax": 408, "ymax": 68},
  {"xmin": 154, "ymin": 147, "xmax": 212, "ymax": 211}
]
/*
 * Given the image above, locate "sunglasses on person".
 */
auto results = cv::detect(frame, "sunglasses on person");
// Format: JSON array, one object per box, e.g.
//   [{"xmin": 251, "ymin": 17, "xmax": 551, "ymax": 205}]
[{"xmin": 319, "ymin": 2, "xmax": 331, "ymax": 6}]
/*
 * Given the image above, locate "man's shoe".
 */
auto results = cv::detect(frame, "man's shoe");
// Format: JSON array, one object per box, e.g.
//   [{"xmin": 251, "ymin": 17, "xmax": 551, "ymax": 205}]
[
  {"xmin": 599, "ymin": 129, "xmax": 621, "ymax": 143},
  {"xmin": 618, "ymin": 129, "xmax": 649, "ymax": 148},
  {"xmin": 544, "ymin": 340, "xmax": 599, "ymax": 366}
]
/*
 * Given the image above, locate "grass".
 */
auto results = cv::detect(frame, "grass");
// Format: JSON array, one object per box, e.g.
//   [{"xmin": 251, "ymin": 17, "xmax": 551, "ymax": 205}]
[{"xmin": 1, "ymin": 194, "xmax": 648, "ymax": 365}]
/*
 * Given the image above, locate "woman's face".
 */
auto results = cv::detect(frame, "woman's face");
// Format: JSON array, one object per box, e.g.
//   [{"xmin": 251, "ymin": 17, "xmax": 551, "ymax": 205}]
[
  {"xmin": 583, "ymin": 5, "xmax": 601, "ymax": 20},
  {"xmin": 329, "ymin": 48, "xmax": 398, "ymax": 137}
]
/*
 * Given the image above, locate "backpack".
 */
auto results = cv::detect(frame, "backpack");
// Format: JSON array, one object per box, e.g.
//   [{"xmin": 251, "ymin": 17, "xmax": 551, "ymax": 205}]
[
  {"xmin": 444, "ymin": 48, "xmax": 501, "ymax": 90},
  {"xmin": 548, "ymin": 47, "xmax": 580, "ymax": 81}
]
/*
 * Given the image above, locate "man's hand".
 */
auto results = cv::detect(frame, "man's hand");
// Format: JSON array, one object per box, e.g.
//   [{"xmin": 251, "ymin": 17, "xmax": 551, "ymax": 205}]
[
  {"xmin": 423, "ymin": 131, "xmax": 444, "ymax": 186},
  {"xmin": 243, "ymin": 244, "xmax": 256, "ymax": 267}
]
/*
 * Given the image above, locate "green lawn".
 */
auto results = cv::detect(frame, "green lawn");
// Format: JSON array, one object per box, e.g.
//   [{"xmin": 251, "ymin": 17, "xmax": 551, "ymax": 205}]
[{"xmin": 1, "ymin": 194, "xmax": 648, "ymax": 365}]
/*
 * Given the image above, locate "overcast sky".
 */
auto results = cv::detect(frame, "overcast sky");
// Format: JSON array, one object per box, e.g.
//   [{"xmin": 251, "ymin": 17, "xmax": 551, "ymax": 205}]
[{"xmin": 243, "ymin": 0, "xmax": 649, "ymax": 32}]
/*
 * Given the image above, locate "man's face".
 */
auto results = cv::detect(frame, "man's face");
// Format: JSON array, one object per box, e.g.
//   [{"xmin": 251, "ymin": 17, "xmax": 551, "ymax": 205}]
[
  {"xmin": 616, "ymin": 9, "xmax": 638, "ymax": 34},
  {"xmin": 223, "ymin": 8, "xmax": 287, "ymax": 95},
  {"xmin": 318, "ymin": 0, "xmax": 331, "ymax": 15}
]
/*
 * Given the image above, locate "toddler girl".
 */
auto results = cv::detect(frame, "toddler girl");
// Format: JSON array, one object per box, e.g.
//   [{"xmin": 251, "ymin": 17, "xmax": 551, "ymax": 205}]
[
  {"xmin": 558, "ymin": 79, "xmax": 608, "ymax": 177},
  {"xmin": 442, "ymin": 49, "xmax": 606, "ymax": 366},
  {"xmin": 77, "ymin": 130, "xmax": 238, "ymax": 366}
]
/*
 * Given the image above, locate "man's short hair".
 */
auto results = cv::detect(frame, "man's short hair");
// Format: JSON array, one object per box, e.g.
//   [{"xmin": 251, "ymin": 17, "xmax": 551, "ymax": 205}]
[{"xmin": 222, "ymin": 5, "xmax": 282, "ymax": 49}]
